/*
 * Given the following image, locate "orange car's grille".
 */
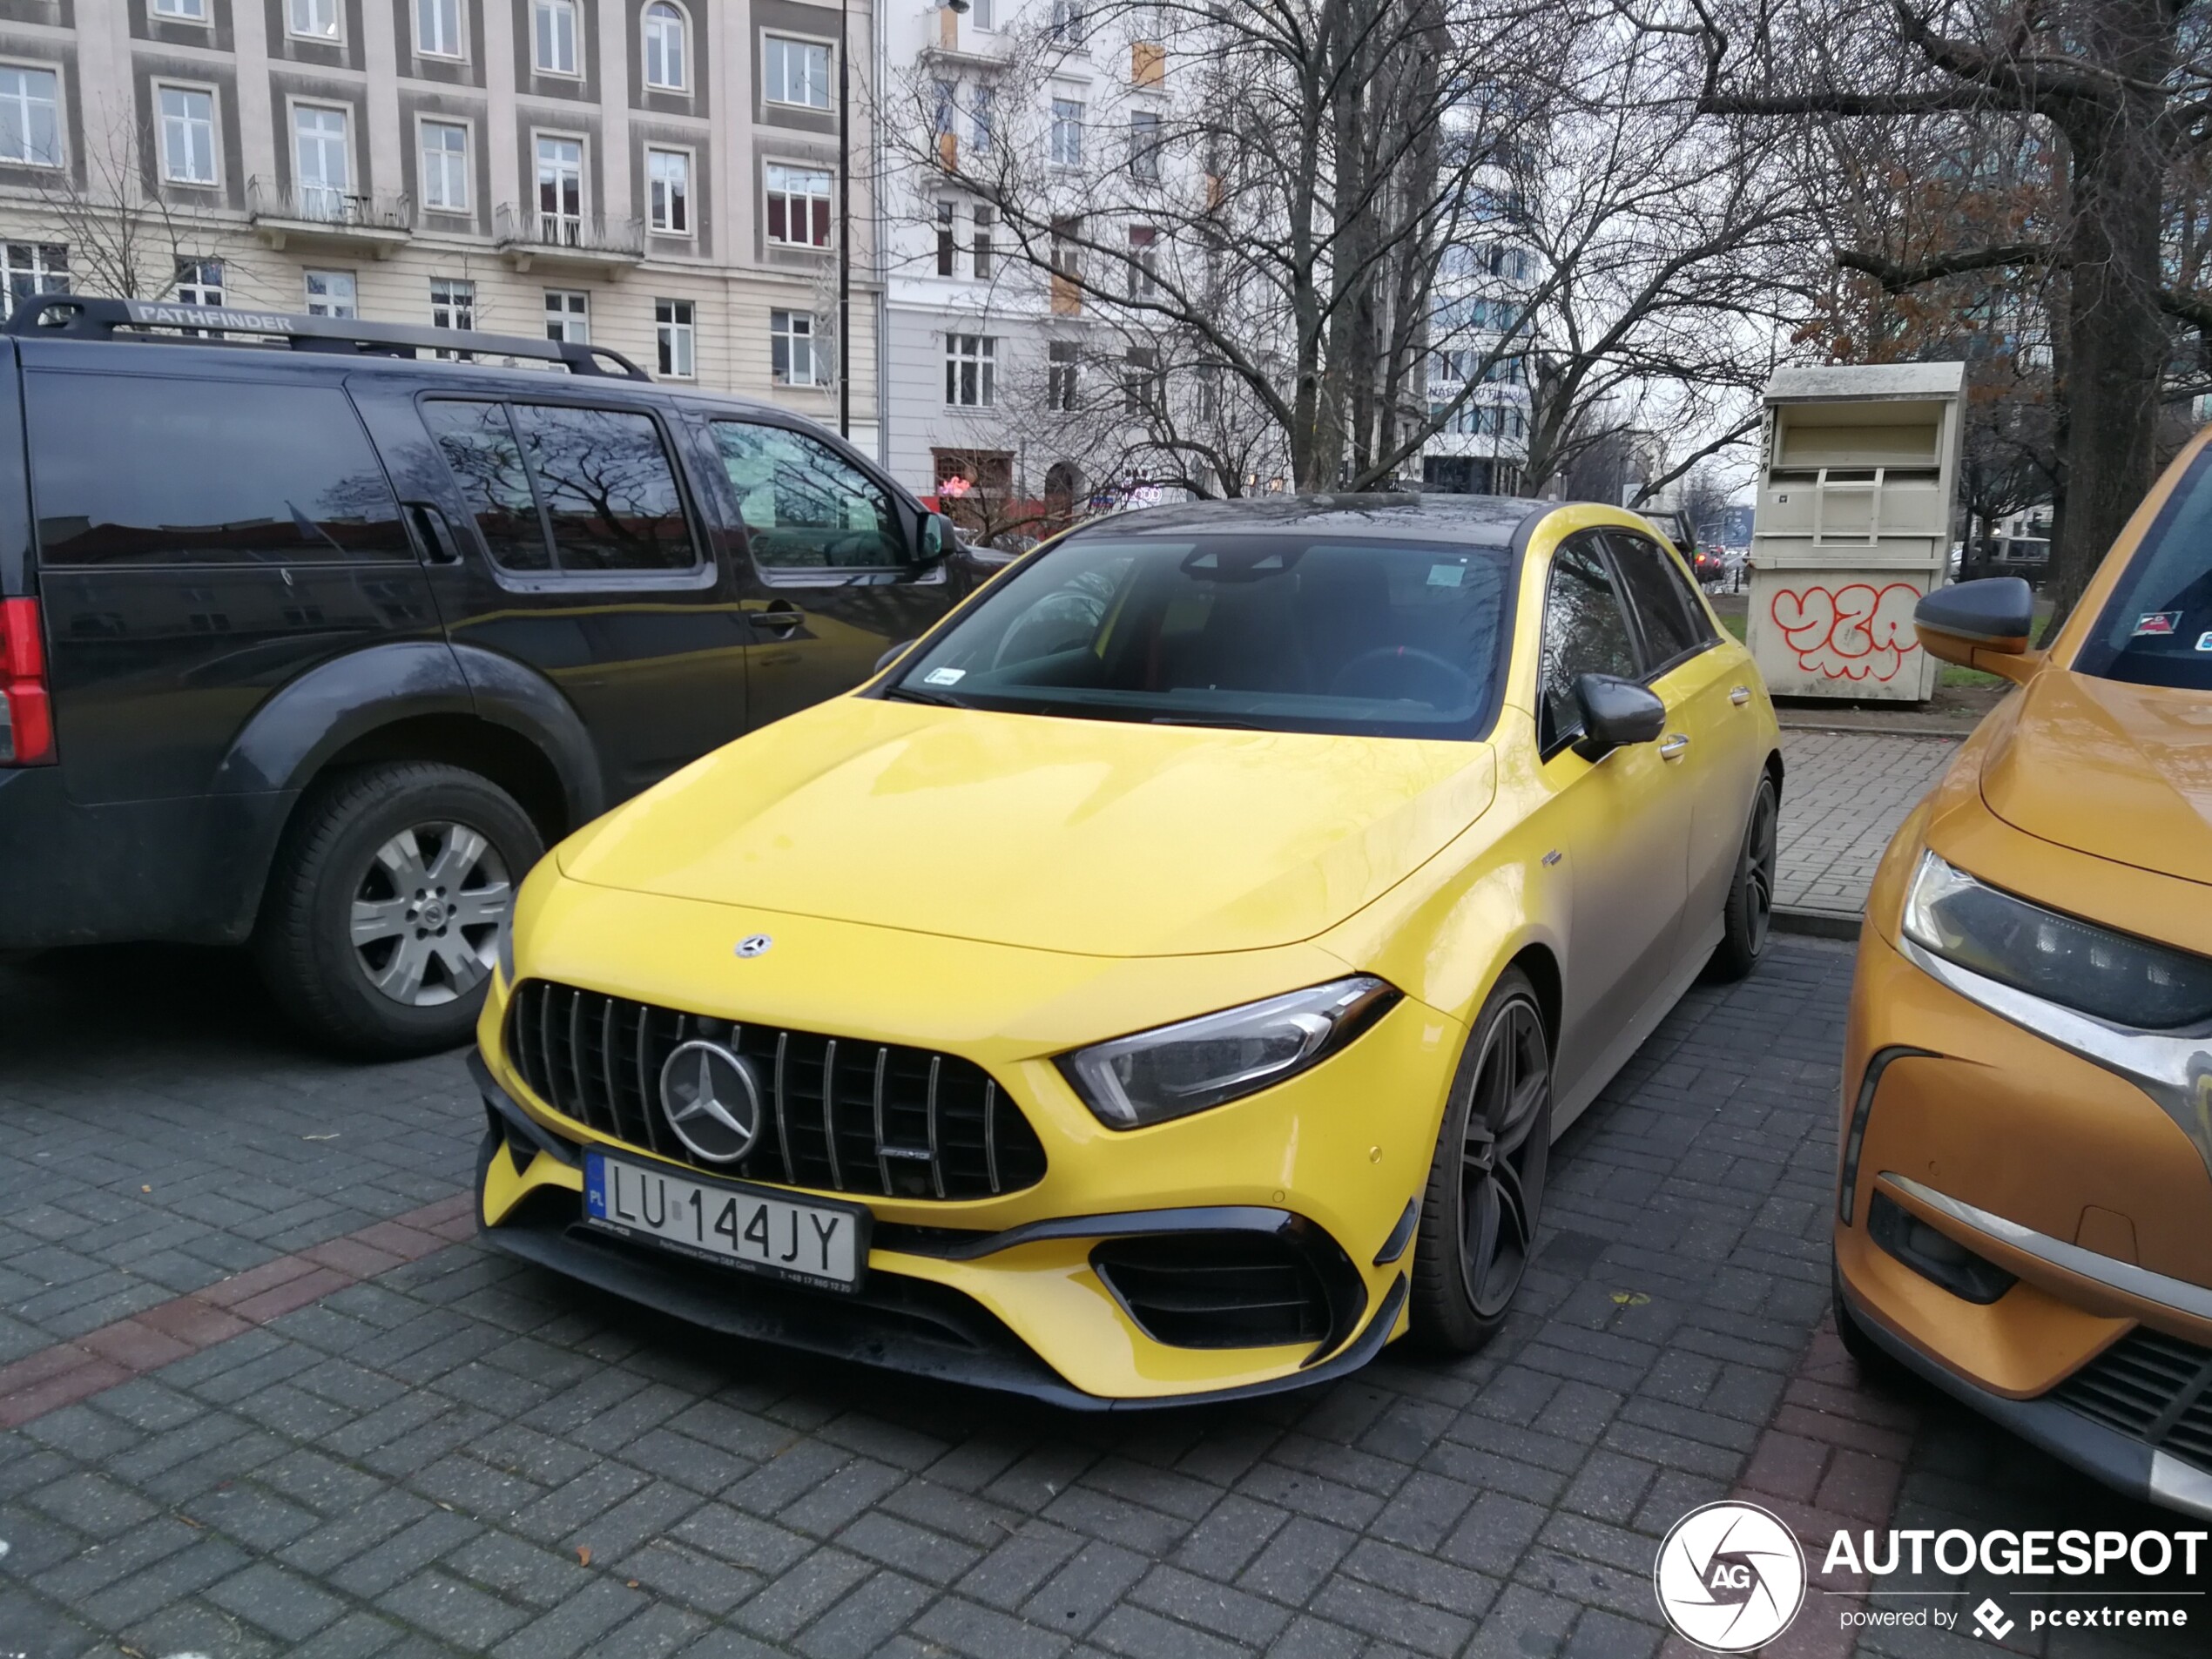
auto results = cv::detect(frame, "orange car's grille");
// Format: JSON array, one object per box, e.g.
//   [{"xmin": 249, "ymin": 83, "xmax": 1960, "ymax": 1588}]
[
  {"xmin": 504, "ymin": 980, "xmax": 1046, "ymax": 1202},
  {"xmin": 2053, "ymin": 1327, "xmax": 2212, "ymax": 1474}
]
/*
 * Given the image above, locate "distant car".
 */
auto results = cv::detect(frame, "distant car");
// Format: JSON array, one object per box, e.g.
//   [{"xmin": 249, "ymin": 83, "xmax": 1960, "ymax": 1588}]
[
  {"xmin": 1835, "ymin": 431, "xmax": 2212, "ymax": 1517},
  {"xmin": 0, "ymin": 298, "xmax": 974, "ymax": 1054},
  {"xmin": 472, "ymin": 495, "xmax": 1783, "ymax": 1407}
]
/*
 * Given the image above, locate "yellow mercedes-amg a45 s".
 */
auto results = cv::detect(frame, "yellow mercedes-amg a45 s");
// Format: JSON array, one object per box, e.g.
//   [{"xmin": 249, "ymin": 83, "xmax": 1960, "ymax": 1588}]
[{"xmin": 471, "ymin": 496, "xmax": 1782, "ymax": 1406}]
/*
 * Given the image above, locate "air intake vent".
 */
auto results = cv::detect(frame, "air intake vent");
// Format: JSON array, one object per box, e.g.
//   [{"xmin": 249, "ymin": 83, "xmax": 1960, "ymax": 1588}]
[
  {"xmin": 2053, "ymin": 1327, "xmax": 2212, "ymax": 1476},
  {"xmin": 505, "ymin": 980, "xmax": 1045, "ymax": 1201},
  {"xmin": 1092, "ymin": 1233, "xmax": 1333, "ymax": 1350}
]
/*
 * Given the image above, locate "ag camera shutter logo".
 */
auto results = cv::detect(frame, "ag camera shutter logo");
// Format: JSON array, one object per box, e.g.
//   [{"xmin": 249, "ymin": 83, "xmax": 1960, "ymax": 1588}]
[{"xmin": 1653, "ymin": 1501, "xmax": 1808, "ymax": 1652}]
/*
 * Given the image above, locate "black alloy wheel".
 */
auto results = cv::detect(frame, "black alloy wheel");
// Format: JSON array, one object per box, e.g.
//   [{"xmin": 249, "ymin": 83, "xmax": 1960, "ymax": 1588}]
[
  {"xmin": 1710, "ymin": 773, "xmax": 1779, "ymax": 981},
  {"xmin": 1410, "ymin": 968, "xmax": 1552, "ymax": 1353}
]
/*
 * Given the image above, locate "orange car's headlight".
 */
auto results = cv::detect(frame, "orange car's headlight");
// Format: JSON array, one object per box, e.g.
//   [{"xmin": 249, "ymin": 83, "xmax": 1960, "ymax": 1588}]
[
  {"xmin": 1902, "ymin": 850, "xmax": 2212, "ymax": 1030},
  {"xmin": 1057, "ymin": 977, "xmax": 1399, "ymax": 1130}
]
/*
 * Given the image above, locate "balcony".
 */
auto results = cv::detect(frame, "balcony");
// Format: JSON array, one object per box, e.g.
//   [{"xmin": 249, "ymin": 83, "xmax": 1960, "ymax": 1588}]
[
  {"xmin": 246, "ymin": 178, "xmax": 415, "ymax": 257},
  {"xmin": 493, "ymin": 206, "xmax": 645, "ymax": 274}
]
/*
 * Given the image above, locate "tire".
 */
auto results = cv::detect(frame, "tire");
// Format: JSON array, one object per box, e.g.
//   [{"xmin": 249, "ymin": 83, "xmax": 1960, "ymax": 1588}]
[
  {"xmin": 1831, "ymin": 1258, "xmax": 1905, "ymax": 1383},
  {"xmin": 253, "ymin": 761, "xmax": 543, "ymax": 1057},
  {"xmin": 1707, "ymin": 772, "xmax": 1779, "ymax": 982},
  {"xmin": 1408, "ymin": 968, "xmax": 1552, "ymax": 1355}
]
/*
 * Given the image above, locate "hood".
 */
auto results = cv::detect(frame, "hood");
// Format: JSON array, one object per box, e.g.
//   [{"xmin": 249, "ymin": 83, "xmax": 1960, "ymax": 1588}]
[
  {"xmin": 558, "ymin": 698, "xmax": 1497, "ymax": 957},
  {"xmin": 1982, "ymin": 670, "xmax": 2212, "ymax": 886}
]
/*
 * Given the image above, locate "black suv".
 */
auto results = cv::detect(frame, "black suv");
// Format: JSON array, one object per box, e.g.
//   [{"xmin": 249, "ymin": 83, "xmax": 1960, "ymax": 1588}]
[{"xmin": 0, "ymin": 298, "xmax": 975, "ymax": 1054}]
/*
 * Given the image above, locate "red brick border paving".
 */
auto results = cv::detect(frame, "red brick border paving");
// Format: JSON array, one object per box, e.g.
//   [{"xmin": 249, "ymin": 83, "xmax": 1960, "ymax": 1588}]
[
  {"xmin": 0, "ymin": 1192, "xmax": 475, "ymax": 1430},
  {"xmin": 1661, "ymin": 1315, "xmax": 1923, "ymax": 1659}
]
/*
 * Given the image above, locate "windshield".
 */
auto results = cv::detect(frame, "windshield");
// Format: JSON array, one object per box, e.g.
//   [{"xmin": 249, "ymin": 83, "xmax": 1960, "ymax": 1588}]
[
  {"xmin": 2077, "ymin": 448, "xmax": 2212, "ymax": 691},
  {"xmin": 887, "ymin": 531, "xmax": 1514, "ymax": 738}
]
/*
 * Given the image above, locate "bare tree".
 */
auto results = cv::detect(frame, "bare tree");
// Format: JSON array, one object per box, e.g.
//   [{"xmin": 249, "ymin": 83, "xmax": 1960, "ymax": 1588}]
[
  {"xmin": 30, "ymin": 109, "xmax": 213, "ymax": 304},
  {"xmin": 1661, "ymin": 0, "xmax": 2212, "ymax": 624}
]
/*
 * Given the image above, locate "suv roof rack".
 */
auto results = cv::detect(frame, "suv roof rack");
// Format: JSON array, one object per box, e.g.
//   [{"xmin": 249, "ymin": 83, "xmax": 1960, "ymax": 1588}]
[{"xmin": 3, "ymin": 295, "xmax": 653, "ymax": 381}]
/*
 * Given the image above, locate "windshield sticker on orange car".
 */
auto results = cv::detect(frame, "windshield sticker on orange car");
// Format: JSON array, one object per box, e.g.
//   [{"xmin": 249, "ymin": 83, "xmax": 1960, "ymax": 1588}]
[{"xmin": 2133, "ymin": 611, "xmax": 2182, "ymax": 636}]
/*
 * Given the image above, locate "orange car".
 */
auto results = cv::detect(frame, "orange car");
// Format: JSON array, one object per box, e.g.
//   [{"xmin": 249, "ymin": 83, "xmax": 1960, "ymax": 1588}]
[{"xmin": 1834, "ymin": 436, "xmax": 2212, "ymax": 1519}]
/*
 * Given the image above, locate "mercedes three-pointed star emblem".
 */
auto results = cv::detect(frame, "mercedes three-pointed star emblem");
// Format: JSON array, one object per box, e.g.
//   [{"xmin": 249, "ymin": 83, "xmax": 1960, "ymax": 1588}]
[{"xmin": 658, "ymin": 1040, "xmax": 763, "ymax": 1164}]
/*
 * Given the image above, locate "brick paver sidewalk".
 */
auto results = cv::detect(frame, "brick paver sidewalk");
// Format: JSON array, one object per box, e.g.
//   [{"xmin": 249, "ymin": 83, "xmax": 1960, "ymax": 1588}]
[{"xmin": 1775, "ymin": 732, "xmax": 1961, "ymax": 922}]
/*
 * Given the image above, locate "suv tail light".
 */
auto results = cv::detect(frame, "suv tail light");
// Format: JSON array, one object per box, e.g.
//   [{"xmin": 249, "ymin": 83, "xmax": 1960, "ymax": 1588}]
[{"xmin": 0, "ymin": 597, "xmax": 55, "ymax": 765}]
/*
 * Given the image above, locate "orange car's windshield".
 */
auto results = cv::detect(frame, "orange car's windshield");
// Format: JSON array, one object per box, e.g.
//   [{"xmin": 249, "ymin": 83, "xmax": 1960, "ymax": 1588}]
[
  {"xmin": 886, "ymin": 532, "xmax": 1514, "ymax": 739},
  {"xmin": 2077, "ymin": 451, "xmax": 2212, "ymax": 690}
]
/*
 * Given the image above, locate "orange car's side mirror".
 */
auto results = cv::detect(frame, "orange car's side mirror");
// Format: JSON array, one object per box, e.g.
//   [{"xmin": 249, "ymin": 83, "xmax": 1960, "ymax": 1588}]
[{"xmin": 1915, "ymin": 577, "xmax": 2044, "ymax": 685}]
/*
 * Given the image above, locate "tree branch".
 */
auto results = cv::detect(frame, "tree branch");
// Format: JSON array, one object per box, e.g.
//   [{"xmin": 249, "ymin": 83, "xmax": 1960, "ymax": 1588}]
[{"xmin": 1836, "ymin": 243, "xmax": 2052, "ymax": 291}]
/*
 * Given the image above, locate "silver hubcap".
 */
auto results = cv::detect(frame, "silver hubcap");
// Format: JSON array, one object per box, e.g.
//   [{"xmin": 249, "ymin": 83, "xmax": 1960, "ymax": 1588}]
[
  {"xmin": 1460, "ymin": 996, "xmax": 1550, "ymax": 1319},
  {"xmin": 349, "ymin": 822, "xmax": 511, "ymax": 1007}
]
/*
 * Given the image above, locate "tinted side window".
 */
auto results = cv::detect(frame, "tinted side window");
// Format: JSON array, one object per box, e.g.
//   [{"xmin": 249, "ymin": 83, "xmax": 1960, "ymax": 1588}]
[
  {"xmin": 422, "ymin": 400, "xmax": 550, "ymax": 570},
  {"xmin": 1607, "ymin": 530, "xmax": 1712, "ymax": 669},
  {"xmin": 1539, "ymin": 538, "xmax": 1640, "ymax": 751},
  {"xmin": 711, "ymin": 420, "xmax": 905, "ymax": 570},
  {"xmin": 514, "ymin": 404, "xmax": 697, "ymax": 572},
  {"xmin": 30, "ymin": 372, "xmax": 408, "ymax": 565}
]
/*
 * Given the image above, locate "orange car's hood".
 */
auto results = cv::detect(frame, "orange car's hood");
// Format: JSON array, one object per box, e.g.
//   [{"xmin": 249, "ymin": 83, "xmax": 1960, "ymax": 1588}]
[
  {"xmin": 1982, "ymin": 670, "xmax": 2212, "ymax": 886},
  {"xmin": 557, "ymin": 698, "xmax": 1498, "ymax": 957}
]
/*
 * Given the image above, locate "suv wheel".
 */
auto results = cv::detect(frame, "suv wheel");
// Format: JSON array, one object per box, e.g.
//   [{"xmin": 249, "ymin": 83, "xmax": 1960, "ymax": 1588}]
[{"xmin": 255, "ymin": 762, "xmax": 543, "ymax": 1055}]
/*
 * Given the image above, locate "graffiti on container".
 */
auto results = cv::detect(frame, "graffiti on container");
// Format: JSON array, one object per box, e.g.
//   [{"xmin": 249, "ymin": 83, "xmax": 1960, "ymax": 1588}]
[{"xmin": 1769, "ymin": 583, "xmax": 1923, "ymax": 682}]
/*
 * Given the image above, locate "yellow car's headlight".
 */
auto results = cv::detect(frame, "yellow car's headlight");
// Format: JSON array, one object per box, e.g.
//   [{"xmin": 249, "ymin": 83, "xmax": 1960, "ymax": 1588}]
[
  {"xmin": 1057, "ymin": 977, "xmax": 1399, "ymax": 1130},
  {"xmin": 1902, "ymin": 850, "xmax": 2212, "ymax": 1029}
]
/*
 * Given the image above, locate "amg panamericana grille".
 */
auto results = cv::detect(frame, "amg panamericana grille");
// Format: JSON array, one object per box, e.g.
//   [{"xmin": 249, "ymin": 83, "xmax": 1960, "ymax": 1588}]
[{"xmin": 505, "ymin": 980, "xmax": 1046, "ymax": 1200}]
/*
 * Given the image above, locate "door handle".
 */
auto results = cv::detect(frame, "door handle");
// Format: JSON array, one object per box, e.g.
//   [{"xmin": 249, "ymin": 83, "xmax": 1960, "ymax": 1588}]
[
  {"xmin": 1729, "ymin": 685, "xmax": 1751, "ymax": 707},
  {"xmin": 1658, "ymin": 733, "xmax": 1690, "ymax": 760},
  {"xmin": 403, "ymin": 502, "xmax": 461, "ymax": 564},
  {"xmin": 749, "ymin": 604, "xmax": 804, "ymax": 636}
]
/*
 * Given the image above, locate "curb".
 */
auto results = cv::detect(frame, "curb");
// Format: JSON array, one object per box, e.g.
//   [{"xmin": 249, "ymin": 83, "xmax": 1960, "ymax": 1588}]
[
  {"xmin": 1777, "ymin": 721, "xmax": 1969, "ymax": 740},
  {"xmin": 1773, "ymin": 905, "xmax": 1860, "ymax": 941}
]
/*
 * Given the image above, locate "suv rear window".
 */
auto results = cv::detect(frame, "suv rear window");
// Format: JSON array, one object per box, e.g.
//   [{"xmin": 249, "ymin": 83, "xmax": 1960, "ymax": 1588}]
[
  {"xmin": 28, "ymin": 371, "xmax": 408, "ymax": 565},
  {"xmin": 424, "ymin": 399, "xmax": 698, "ymax": 574}
]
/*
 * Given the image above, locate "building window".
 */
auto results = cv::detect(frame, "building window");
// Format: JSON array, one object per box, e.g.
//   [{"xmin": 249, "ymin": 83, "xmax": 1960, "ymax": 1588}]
[
  {"xmin": 1049, "ymin": 2, "xmax": 1087, "ymax": 44},
  {"xmin": 156, "ymin": 86, "xmax": 217, "ymax": 185},
  {"xmin": 765, "ymin": 163, "xmax": 833, "ymax": 247},
  {"xmin": 935, "ymin": 202, "xmax": 955, "ymax": 276},
  {"xmin": 647, "ymin": 148, "xmax": 690, "ymax": 234},
  {"xmin": 763, "ymin": 36, "xmax": 831, "ymax": 109},
  {"xmin": 1048, "ymin": 341, "xmax": 1078, "ymax": 411},
  {"xmin": 536, "ymin": 135, "xmax": 584, "ymax": 241},
  {"xmin": 972, "ymin": 85, "xmax": 995, "ymax": 154},
  {"xmin": 534, "ymin": 0, "xmax": 579, "ymax": 76},
  {"xmin": 293, "ymin": 105, "xmax": 352, "ymax": 220},
  {"xmin": 544, "ymin": 289, "xmax": 590, "ymax": 343},
  {"xmin": 174, "ymin": 257, "xmax": 222, "ymax": 307},
  {"xmin": 0, "ymin": 67, "xmax": 61, "ymax": 169},
  {"xmin": 771, "ymin": 309, "xmax": 816, "ymax": 386},
  {"xmin": 430, "ymin": 277, "xmax": 475, "ymax": 334},
  {"xmin": 153, "ymin": 0, "xmax": 209, "ymax": 18},
  {"xmin": 642, "ymin": 2, "xmax": 688, "ymax": 90},
  {"xmin": 0, "ymin": 243, "xmax": 65, "ymax": 320},
  {"xmin": 945, "ymin": 334, "xmax": 995, "ymax": 408},
  {"xmin": 970, "ymin": 0, "xmax": 994, "ymax": 25},
  {"xmin": 421, "ymin": 121, "xmax": 469, "ymax": 212},
  {"xmin": 1049, "ymin": 215, "xmax": 1082, "ymax": 314},
  {"xmin": 288, "ymin": 0, "xmax": 341, "ymax": 39},
  {"xmin": 1049, "ymin": 96, "xmax": 1082, "ymax": 167},
  {"xmin": 1124, "ymin": 347, "xmax": 1160, "ymax": 413},
  {"xmin": 973, "ymin": 206, "xmax": 995, "ymax": 278},
  {"xmin": 417, "ymin": 0, "xmax": 463, "ymax": 58},
  {"xmin": 1127, "ymin": 225, "xmax": 1157, "ymax": 298},
  {"xmin": 656, "ymin": 298, "xmax": 695, "ymax": 378},
  {"xmin": 1129, "ymin": 111, "xmax": 1162, "ymax": 183},
  {"xmin": 303, "ymin": 268, "xmax": 355, "ymax": 318}
]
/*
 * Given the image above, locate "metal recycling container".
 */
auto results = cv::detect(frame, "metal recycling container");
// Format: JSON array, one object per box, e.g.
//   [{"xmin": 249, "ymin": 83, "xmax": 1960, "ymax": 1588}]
[{"xmin": 1745, "ymin": 362, "xmax": 1966, "ymax": 702}]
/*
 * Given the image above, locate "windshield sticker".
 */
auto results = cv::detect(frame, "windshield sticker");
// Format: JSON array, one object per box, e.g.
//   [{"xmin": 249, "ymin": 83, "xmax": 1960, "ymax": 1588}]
[
  {"xmin": 2133, "ymin": 611, "xmax": 2182, "ymax": 637},
  {"xmin": 1426, "ymin": 563, "xmax": 1466, "ymax": 588},
  {"xmin": 922, "ymin": 667, "xmax": 967, "ymax": 685}
]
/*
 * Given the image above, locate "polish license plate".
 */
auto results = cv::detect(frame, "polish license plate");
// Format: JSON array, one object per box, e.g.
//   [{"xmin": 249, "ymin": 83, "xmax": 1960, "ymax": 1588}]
[{"xmin": 583, "ymin": 1151, "xmax": 867, "ymax": 1293}]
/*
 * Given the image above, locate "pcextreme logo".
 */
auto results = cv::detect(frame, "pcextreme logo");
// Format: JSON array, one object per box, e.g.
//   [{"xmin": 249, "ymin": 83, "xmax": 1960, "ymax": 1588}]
[{"xmin": 1653, "ymin": 1501, "xmax": 1808, "ymax": 1652}]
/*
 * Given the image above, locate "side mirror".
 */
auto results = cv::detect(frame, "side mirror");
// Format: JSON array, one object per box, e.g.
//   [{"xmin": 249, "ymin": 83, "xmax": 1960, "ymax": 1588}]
[
  {"xmin": 916, "ymin": 511, "xmax": 957, "ymax": 564},
  {"xmin": 1572, "ymin": 673, "xmax": 1665, "ymax": 760},
  {"xmin": 1915, "ymin": 577, "xmax": 2040, "ymax": 684},
  {"xmin": 874, "ymin": 640, "xmax": 914, "ymax": 676}
]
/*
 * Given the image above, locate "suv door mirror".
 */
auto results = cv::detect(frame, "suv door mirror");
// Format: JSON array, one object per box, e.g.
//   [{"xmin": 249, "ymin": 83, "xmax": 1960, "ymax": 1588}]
[
  {"xmin": 917, "ymin": 511, "xmax": 957, "ymax": 564},
  {"xmin": 1915, "ymin": 577, "xmax": 2040, "ymax": 683},
  {"xmin": 1572, "ymin": 672, "xmax": 1665, "ymax": 759}
]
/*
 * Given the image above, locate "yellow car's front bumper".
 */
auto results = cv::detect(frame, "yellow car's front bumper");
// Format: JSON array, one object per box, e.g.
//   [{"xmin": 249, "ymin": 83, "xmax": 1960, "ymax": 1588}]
[{"xmin": 472, "ymin": 877, "xmax": 1465, "ymax": 1407}]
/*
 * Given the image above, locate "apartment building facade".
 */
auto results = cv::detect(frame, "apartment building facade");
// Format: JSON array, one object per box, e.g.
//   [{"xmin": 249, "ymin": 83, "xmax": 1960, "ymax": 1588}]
[{"xmin": 0, "ymin": 0, "xmax": 883, "ymax": 449}]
